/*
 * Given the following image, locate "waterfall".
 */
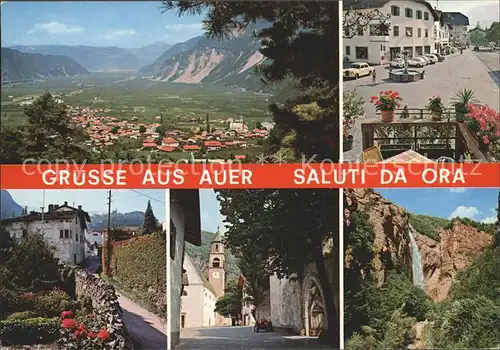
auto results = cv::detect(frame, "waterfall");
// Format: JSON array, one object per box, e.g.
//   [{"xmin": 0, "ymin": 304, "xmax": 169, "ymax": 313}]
[{"xmin": 408, "ymin": 226, "xmax": 425, "ymax": 289}]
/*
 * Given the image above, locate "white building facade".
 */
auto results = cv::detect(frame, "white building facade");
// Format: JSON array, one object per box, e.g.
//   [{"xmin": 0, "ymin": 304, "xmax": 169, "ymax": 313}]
[
  {"xmin": 444, "ymin": 12, "xmax": 470, "ymax": 46},
  {"xmin": 433, "ymin": 11, "xmax": 451, "ymax": 53},
  {"xmin": 180, "ymin": 254, "xmax": 217, "ymax": 329},
  {"xmin": 1, "ymin": 202, "xmax": 90, "ymax": 265},
  {"xmin": 169, "ymin": 190, "xmax": 201, "ymax": 346},
  {"xmin": 344, "ymin": 0, "xmax": 438, "ymax": 64}
]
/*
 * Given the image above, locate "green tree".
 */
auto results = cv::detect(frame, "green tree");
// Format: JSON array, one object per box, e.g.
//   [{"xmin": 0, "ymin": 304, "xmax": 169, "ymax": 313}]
[
  {"xmin": 0, "ymin": 225, "xmax": 15, "ymax": 265},
  {"xmin": 214, "ymin": 279, "xmax": 243, "ymax": 318},
  {"xmin": 139, "ymin": 125, "xmax": 146, "ymax": 133},
  {"xmin": 470, "ymin": 28, "xmax": 486, "ymax": 46},
  {"xmin": 142, "ymin": 200, "xmax": 158, "ymax": 235},
  {"xmin": 485, "ymin": 21, "xmax": 500, "ymax": 44},
  {"xmin": 112, "ymin": 126, "xmax": 119, "ymax": 134}
]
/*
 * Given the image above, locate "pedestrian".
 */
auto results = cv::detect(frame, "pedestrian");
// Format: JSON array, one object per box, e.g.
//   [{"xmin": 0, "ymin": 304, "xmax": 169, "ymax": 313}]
[{"xmin": 372, "ymin": 70, "xmax": 376, "ymax": 84}]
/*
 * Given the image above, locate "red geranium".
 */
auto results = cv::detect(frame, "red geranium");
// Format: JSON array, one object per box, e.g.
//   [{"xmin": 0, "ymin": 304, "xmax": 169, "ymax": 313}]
[
  {"xmin": 466, "ymin": 104, "xmax": 500, "ymax": 146},
  {"xmin": 61, "ymin": 318, "xmax": 77, "ymax": 329},
  {"xmin": 61, "ymin": 310, "xmax": 73, "ymax": 319},
  {"xmin": 97, "ymin": 328, "xmax": 110, "ymax": 341},
  {"xmin": 87, "ymin": 331, "xmax": 96, "ymax": 339},
  {"xmin": 370, "ymin": 90, "xmax": 402, "ymax": 111}
]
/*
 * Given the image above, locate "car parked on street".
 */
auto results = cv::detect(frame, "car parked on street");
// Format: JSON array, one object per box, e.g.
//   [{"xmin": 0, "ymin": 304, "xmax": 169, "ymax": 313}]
[
  {"xmin": 408, "ymin": 57, "xmax": 426, "ymax": 67},
  {"xmin": 435, "ymin": 53, "xmax": 445, "ymax": 61},
  {"xmin": 343, "ymin": 62, "xmax": 376, "ymax": 79},
  {"xmin": 390, "ymin": 58, "xmax": 405, "ymax": 68},
  {"xmin": 425, "ymin": 54, "xmax": 439, "ymax": 63},
  {"xmin": 416, "ymin": 56, "xmax": 431, "ymax": 65}
]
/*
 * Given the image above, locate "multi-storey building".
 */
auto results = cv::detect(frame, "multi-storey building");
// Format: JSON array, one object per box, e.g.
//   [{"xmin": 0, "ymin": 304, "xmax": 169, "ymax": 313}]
[
  {"xmin": 443, "ymin": 12, "xmax": 470, "ymax": 46},
  {"xmin": 434, "ymin": 10, "xmax": 452, "ymax": 53},
  {"xmin": 1, "ymin": 202, "xmax": 90, "ymax": 265},
  {"xmin": 343, "ymin": 0, "xmax": 438, "ymax": 64}
]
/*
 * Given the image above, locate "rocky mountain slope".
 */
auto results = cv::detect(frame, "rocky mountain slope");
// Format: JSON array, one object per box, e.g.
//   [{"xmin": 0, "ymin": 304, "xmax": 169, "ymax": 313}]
[
  {"xmin": 9, "ymin": 44, "xmax": 165, "ymax": 71},
  {"xmin": 344, "ymin": 188, "xmax": 494, "ymax": 300},
  {"xmin": 0, "ymin": 190, "xmax": 23, "ymax": 219},
  {"xmin": 140, "ymin": 23, "xmax": 268, "ymax": 90},
  {"xmin": 1, "ymin": 48, "xmax": 90, "ymax": 82}
]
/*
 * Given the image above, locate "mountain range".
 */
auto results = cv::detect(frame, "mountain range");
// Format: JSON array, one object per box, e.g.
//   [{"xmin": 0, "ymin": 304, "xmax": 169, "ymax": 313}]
[
  {"xmin": 1, "ymin": 48, "xmax": 89, "ymax": 83},
  {"xmin": 9, "ymin": 42, "xmax": 171, "ymax": 72},
  {"xmin": 0, "ymin": 190, "xmax": 24, "ymax": 219}
]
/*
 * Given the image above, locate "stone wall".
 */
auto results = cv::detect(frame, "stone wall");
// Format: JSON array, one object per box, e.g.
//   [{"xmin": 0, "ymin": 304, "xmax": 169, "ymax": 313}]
[{"xmin": 75, "ymin": 270, "xmax": 134, "ymax": 349}]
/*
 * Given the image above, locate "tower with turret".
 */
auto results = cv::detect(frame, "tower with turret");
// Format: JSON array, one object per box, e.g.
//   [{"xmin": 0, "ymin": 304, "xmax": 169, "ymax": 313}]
[{"xmin": 207, "ymin": 227, "xmax": 225, "ymax": 298}]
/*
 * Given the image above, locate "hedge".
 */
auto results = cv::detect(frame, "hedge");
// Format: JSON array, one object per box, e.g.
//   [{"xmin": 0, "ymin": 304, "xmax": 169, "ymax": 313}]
[{"xmin": 0, "ymin": 317, "xmax": 59, "ymax": 345}]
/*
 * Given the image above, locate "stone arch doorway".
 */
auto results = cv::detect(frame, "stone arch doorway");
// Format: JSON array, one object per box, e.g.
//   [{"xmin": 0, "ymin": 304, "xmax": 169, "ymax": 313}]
[{"xmin": 303, "ymin": 276, "xmax": 327, "ymax": 337}]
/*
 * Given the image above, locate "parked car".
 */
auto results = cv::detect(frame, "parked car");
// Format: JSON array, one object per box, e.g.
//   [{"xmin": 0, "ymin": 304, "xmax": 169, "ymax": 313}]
[
  {"xmin": 416, "ymin": 55, "xmax": 432, "ymax": 64},
  {"xmin": 425, "ymin": 54, "xmax": 439, "ymax": 63},
  {"xmin": 390, "ymin": 58, "xmax": 405, "ymax": 68},
  {"xmin": 408, "ymin": 57, "xmax": 426, "ymax": 67},
  {"xmin": 435, "ymin": 53, "xmax": 445, "ymax": 61},
  {"xmin": 343, "ymin": 62, "xmax": 375, "ymax": 79}
]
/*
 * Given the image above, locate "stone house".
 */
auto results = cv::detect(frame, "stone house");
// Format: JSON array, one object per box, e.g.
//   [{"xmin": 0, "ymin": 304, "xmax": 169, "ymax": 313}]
[{"xmin": 1, "ymin": 202, "xmax": 90, "ymax": 265}]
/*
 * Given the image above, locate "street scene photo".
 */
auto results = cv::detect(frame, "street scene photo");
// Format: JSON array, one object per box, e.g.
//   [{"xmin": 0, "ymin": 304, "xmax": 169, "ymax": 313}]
[
  {"xmin": 1, "ymin": 1, "xmax": 339, "ymax": 164},
  {"xmin": 0, "ymin": 189, "xmax": 167, "ymax": 349},
  {"xmin": 344, "ymin": 188, "xmax": 499, "ymax": 349},
  {"xmin": 343, "ymin": 0, "xmax": 499, "ymax": 163},
  {"xmin": 169, "ymin": 189, "xmax": 339, "ymax": 349}
]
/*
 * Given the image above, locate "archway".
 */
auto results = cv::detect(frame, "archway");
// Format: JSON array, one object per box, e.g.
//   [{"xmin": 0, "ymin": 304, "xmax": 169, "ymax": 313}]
[
  {"xmin": 212, "ymin": 258, "xmax": 220, "ymax": 268},
  {"xmin": 303, "ymin": 275, "xmax": 327, "ymax": 337}
]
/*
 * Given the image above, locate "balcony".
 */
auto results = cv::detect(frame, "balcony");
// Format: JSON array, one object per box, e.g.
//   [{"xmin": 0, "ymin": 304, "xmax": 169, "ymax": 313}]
[{"xmin": 369, "ymin": 35, "xmax": 390, "ymax": 42}]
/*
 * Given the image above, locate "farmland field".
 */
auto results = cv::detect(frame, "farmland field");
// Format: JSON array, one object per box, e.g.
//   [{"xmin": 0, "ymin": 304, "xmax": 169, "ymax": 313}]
[{"xmin": 1, "ymin": 72, "xmax": 273, "ymax": 128}]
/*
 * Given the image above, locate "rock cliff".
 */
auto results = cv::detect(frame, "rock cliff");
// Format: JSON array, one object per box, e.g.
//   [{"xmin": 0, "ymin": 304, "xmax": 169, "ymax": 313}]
[
  {"xmin": 344, "ymin": 188, "xmax": 412, "ymax": 286},
  {"xmin": 415, "ymin": 222, "xmax": 492, "ymax": 301}
]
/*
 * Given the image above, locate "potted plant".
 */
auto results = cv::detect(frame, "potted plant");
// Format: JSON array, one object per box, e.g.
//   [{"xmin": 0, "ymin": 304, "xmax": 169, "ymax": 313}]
[
  {"xmin": 370, "ymin": 90, "xmax": 402, "ymax": 122},
  {"xmin": 465, "ymin": 104, "xmax": 500, "ymax": 154},
  {"xmin": 452, "ymin": 89, "xmax": 477, "ymax": 122},
  {"xmin": 343, "ymin": 90, "xmax": 364, "ymax": 151},
  {"xmin": 427, "ymin": 95, "xmax": 445, "ymax": 120}
]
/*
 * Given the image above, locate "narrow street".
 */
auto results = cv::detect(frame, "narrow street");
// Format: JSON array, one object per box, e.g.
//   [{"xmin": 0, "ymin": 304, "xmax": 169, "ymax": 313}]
[
  {"xmin": 177, "ymin": 326, "xmax": 330, "ymax": 349},
  {"xmin": 117, "ymin": 293, "xmax": 168, "ymax": 349}
]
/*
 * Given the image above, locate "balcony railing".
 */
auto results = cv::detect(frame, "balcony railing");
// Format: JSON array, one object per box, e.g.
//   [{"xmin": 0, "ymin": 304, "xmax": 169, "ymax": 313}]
[{"xmin": 360, "ymin": 108, "xmax": 491, "ymax": 161}]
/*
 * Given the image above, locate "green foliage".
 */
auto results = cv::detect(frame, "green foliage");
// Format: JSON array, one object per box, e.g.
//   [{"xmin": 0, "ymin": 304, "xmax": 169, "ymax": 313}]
[
  {"xmin": 430, "ymin": 296, "xmax": 500, "ymax": 348},
  {"xmin": 214, "ymin": 279, "xmax": 243, "ymax": 318},
  {"xmin": 485, "ymin": 21, "xmax": 500, "ymax": 44},
  {"xmin": 0, "ymin": 317, "xmax": 59, "ymax": 345},
  {"xmin": 32, "ymin": 289, "xmax": 77, "ymax": 318},
  {"xmin": 408, "ymin": 213, "xmax": 450, "ymax": 241},
  {"xmin": 141, "ymin": 200, "xmax": 158, "ymax": 235},
  {"xmin": 6, "ymin": 311, "xmax": 37, "ymax": 321},
  {"xmin": 111, "ymin": 234, "xmax": 166, "ymax": 317},
  {"xmin": 345, "ymin": 331, "xmax": 379, "ymax": 350},
  {"xmin": 379, "ymin": 310, "xmax": 416, "ymax": 349}
]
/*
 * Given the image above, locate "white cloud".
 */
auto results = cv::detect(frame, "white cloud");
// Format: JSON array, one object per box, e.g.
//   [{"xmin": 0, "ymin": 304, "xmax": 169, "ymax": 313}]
[
  {"xmin": 100, "ymin": 29, "xmax": 137, "ymax": 41},
  {"xmin": 449, "ymin": 188, "xmax": 467, "ymax": 193},
  {"xmin": 480, "ymin": 208, "xmax": 498, "ymax": 224},
  {"xmin": 27, "ymin": 22, "xmax": 85, "ymax": 35},
  {"xmin": 448, "ymin": 206, "xmax": 479, "ymax": 219}
]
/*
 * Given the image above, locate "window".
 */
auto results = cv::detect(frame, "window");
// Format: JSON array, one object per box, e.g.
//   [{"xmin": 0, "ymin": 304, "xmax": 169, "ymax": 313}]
[
  {"xmin": 391, "ymin": 5, "xmax": 400, "ymax": 16},
  {"xmin": 76, "ymin": 233, "xmax": 79, "ymax": 242},
  {"xmin": 405, "ymin": 8, "xmax": 413, "ymax": 18},
  {"xmin": 424, "ymin": 12, "xmax": 429, "ymax": 20},
  {"xmin": 355, "ymin": 47, "xmax": 368, "ymax": 59},
  {"xmin": 425, "ymin": 29, "xmax": 429, "ymax": 38},
  {"xmin": 215, "ymin": 244, "xmax": 219, "ymax": 252},
  {"xmin": 424, "ymin": 46, "xmax": 431, "ymax": 54},
  {"xmin": 345, "ymin": 46, "xmax": 351, "ymax": 56},
  {"xmin": 64, "ymin": 230, "xmax": 70, "ymax": 238},
  {"xmin": 212, "ymin": 258, "xmax": 220, "ymax": 268},
  {"xmin": 416, "ymin": 10, "xmax": 422, "ymax": 19},
  {"xmin": 60, "ymin": 230, "xmax": 64, "ymax": 239},
  {"xmin": 418, "ymin": 28, "xmax": 422, "ymax": 37},
  {"xmin": 22, "ymin": 229, "xmax": 27, "ymax": 238},
  {"xmin": 170, "ymin": 220, "xmax": 176, "ymax": 260},
  {"xmin": 357, "ymin": 26, "xmax": 364, "ymax": 36},
  {"xmin": 393, "ymin": 26, "xmax": 399, "ymax": 36},
  {"xmin": 406, "ymin": 27, "xmax": 413, "ymax": 37}
]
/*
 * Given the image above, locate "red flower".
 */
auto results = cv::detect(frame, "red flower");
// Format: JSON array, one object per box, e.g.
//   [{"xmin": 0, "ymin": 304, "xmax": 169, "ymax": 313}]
[
  {"xmin": 483, "ymin": 135, "xmax": 490, "ymax": 144},
  {"xmin": 74, "ymin": 330, "xmax": 80, "ymax": 338},
  {"xmin": 62, "ymin": 318, "xmax": 77, "ymax": 329},
  {"xmin": 61, "ymin": 310, "xmax": 73, "ymax": 319},
  {"xmin": 97, "ymin": 329, "xmax": 110, "ymax": 341},
  {"xmin": 89, "ymin": 313, "xmax": 95, "ymax": 319},
  {"xmin": 88, "ymin": 331, "xmax": 96, "ymax": 339}
]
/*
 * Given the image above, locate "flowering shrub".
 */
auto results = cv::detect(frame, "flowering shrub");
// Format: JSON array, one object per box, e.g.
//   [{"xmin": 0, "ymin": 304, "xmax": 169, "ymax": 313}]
[
  {"xmin": 344, "ymin": 90, "xmax": 364, "ymax": 139},
  {"xmin": 466, "ymin": 104, "xmax": 500, "ymax": 145},
  {"xmin": 427, "ymin": 95, "xmax": 445, "ymax": 113},
  {"xmin": 59, "ymin": 310, "xmax": 111, "ymax": 349},
  {"xmin": 369, "ymin": 90, "xmax": 402, "ymax": 111}
]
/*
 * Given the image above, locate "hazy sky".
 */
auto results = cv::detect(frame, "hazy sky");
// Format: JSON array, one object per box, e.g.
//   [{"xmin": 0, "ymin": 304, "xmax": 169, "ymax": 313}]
[
  {"xmin": 8, "ymin": 189, "xmax": 166, "ymax": 222},
  {"xmin": 199, "ymin": 189, "xmax": 226, "ymax": 234},
  {"xmin": 1, "ymin": 1, "xmax": 205, "ymax": 47}
]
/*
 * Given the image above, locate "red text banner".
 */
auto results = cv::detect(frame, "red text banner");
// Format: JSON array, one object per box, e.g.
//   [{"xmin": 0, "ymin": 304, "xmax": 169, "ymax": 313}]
[{"xmin": 0, "ymin": 163, "xmax": 498, "ymax": 189}]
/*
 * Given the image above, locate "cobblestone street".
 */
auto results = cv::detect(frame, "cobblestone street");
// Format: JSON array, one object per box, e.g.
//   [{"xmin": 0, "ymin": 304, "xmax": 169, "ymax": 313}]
[
  {"xmin": 177, "ymin": 326, "xmax": 330, "ymax": 349},
  {"xmin": 343, "ymin": 50, "xmax": 500, "ymax": 161}
]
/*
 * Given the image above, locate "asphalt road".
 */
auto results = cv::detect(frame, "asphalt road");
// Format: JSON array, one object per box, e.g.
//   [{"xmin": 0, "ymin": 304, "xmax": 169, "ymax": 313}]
[
  {"xmin": 343, "ymin": 50, "xmax": 500, "ymax": 161},
  {"xmin": 176, "ymin": 326, "xmax": 330, "ymax": 349}
]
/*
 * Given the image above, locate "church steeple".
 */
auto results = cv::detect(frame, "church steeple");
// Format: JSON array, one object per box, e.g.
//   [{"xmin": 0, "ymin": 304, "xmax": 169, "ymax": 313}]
[{"xmin": 208, "ymin": 226, "xmax": 225, "ymax": 298}]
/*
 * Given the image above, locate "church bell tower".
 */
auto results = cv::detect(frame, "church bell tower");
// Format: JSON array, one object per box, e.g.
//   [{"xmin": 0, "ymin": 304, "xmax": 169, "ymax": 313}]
[{"xmin": 208, "ymin": 227, "xmax": 225, "ymax": 298}]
